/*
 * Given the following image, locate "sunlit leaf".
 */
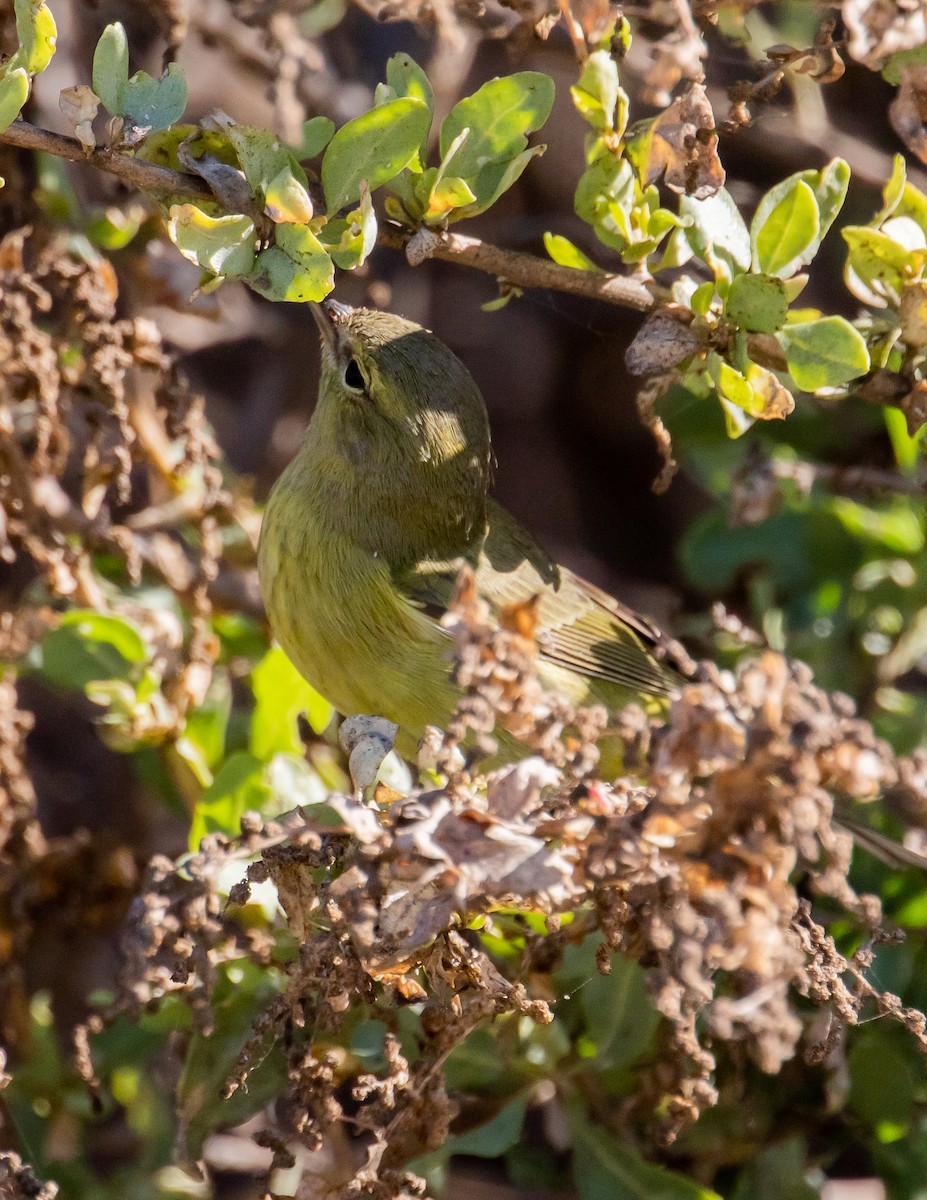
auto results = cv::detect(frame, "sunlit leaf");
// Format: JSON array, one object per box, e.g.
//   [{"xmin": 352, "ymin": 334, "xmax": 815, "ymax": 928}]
[
  {"xmin": 439, "ymin": 72, "xmax": 554, "ymax": 206},
  {"xmin": 779, "ymin": 316, "xmax": 870, "ymax": 392},
  {"xmin": 752, "ymin": 179, "xmax": 819, "ymax": 279},
  {"xmin": 543, "ymin": 232, "xmax": 602, "ymax": 272},
  {"xmin": 322, "ymin": 97, "xmax": 431, "ymax": 213},
  {"xmin": 11, "ymin": 0, "xmax": 57, "ymax": 76},
  {"xmin": 250, "ymin": 645, "xmax": 333, "ymax": 760},
  {"xmin": 681, "ymin": 187, "xmax": 751, "ymax": 283},
  {"xmin": 167, "ymin": 205, "xmax": 256, "ymax": 279},
  {"xmin": 250, "ymin": 223, "xmax": 334, "ymax": 302},
  {"xmin": 0, "ymin": 69, "xmax": 29, "ymax": 135}
]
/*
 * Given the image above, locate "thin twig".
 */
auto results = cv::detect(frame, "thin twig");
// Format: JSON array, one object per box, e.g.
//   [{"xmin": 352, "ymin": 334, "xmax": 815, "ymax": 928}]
[
  {"xmin": 388, "ymin": 226, "xmax": 663, "ymax": 310},
  {"xmin": 0, "ymin": 119, "xmax": 212, "ymax": 200},
  {"xmin": 0, "ymin": 119, "xmax": 663, "ymax": 313}
]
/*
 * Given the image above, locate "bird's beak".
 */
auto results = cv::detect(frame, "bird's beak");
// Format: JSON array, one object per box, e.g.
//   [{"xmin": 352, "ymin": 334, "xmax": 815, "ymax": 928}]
[{"xmin": 311, "ymin": 297, "xmax": 353, "ymax": 355}]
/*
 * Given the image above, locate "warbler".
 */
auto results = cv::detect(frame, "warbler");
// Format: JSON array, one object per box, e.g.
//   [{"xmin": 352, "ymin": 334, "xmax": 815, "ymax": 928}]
[
  {"xmin": 258, "ymin": 299, "xmax": 926, "ymax": 870},
  {"xmin": 258, "ymin": 299, "xmax": 678, "ymax": 761}
]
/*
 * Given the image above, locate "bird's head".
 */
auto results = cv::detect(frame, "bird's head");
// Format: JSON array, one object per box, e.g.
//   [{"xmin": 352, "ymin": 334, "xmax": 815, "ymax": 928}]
[{"xmin": 304, "ymin": 299, "xmax": 492, "ymax": 556}]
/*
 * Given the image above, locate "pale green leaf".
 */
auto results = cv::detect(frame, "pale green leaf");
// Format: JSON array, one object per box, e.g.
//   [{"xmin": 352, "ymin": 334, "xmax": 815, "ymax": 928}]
[
  {"xmin": 167, "ymin": 205, "xmax": 256, "ymax": 278},
  {"xmin": 779, "ymin": 316, "xmax": 870, "ymax": 392},
  {"xmin": 843, "ymin": 226, "xmax": 921, "ymax": 307},
  {"xmin": 750, "ymin": 161, "xmax": 848, "ymax": 277},
  {"xmin": 752, "ymin": 178, "xmax": 819, "ymax": 278},
  {"xmin": 449, "ymin": 143, "xmax": 544, "ymax": 219},
  {"xmin": 0, "ymin": 69, "xmax": 29, "ymax": 134},
  {"xmin": 121, "ymin": 62, "xmax": 187, "ymax": 136},
  {"xmin": 322, "ymin": 97, "xmax": 431, "ymax": 213},
  {"xmin": 681, "ymin": 188, "xmax": 751, "ymax": 283},
  {"xmin": 250, "ymin": 645, "xmax": 333, "ymax": 760},
  {"xmin": 439, "ymin": 71, "xmax": 554, "ymax": 195},
  {"xmin": 264, "ymin": 164, "xmax": 314, "ymax": 223},
  {"xmin": 385, "ymin": 52, "xmax": 434, "ymax": 113},
  {"xmin": 296, "ymin": 115, "xmax": 335, "ymax": 159},
  {"xmin": 250, "ymin": 222, "xmax": 334, "ymax": 302},
  {"xmin": 224, "ymin": 123, "xmax": 309, "ymax": 203},
  {"xmin": 571, "ymin": 50, "xmax": 622, "ymax": 134},
  {"xmin": 543, "ymin": 232, "xmax": 602, "ymax": 272},
  {"xmin": 725, "ymin": 273, "xmax": 788, "ymax": 333},
  {"xmin": 92, "ymin": 22, "xmax": 129, "ymax": 114}
]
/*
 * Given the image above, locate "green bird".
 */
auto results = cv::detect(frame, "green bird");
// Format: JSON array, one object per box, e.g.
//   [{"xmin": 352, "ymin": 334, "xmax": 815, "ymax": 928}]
[
  {"xmin": 258, "ymin": 299, "xmax": 927, "ymax": 870},
  {"xmin": 258, "ymin": 299, "xmax": 678, "ymax": 762}
]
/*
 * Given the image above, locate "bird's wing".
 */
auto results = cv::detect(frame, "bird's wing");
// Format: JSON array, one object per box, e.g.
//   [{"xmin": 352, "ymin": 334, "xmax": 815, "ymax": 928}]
[{"xmin": 397, "ymin": 501, "xmax": 679, "ymax": 699}]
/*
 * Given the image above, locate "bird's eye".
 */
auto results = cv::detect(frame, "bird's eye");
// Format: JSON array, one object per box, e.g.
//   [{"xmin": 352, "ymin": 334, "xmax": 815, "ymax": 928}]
[{"xmin": 343, "ymin": 359, "xmax": 365, "ymax": 392}]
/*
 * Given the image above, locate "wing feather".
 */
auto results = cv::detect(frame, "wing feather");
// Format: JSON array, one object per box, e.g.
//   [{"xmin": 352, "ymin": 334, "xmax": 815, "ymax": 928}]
[{"xmin": 396, "ymin": 500, "xmax": 680, "ymax": 700}]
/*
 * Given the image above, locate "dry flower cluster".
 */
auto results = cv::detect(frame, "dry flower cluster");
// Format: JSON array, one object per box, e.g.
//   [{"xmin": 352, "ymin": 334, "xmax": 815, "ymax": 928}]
[{"xmin": 66, "ymin": 577, "xmax": 927, "ymax": 1197}]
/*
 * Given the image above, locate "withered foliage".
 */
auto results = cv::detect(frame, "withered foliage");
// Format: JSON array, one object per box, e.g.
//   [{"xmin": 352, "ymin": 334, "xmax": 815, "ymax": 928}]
[
  {"xmin": 0, "ymin": 225, "xmax": 249, "ymax": 1055},
  {"xmin": 81, "ymin": 580, "xmax": 927, "ymax": 1196}
]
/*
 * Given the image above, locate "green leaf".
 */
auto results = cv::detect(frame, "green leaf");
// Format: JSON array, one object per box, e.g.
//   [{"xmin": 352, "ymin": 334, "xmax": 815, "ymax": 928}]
[
  {"xmin": 91, "ymin": 22, "xmax": 129, "ymax": 114},
  {"xmin": 569, "ymin": 1109, "xmax": 722, "ymax": 1200},
  {"xmin": 439, "ymin": 71, "xmax": 554, "ymax": 200},
  {"xmin": 189, "ymin": 752, "xmax": 271, "ymax": 849},
  {"xmin": 178, "ymin": 961, "xmax": 287, "ymax": 1161},
  {"xmin": 385, "ymin": 52, "xmax": 434, "ymax": 114},
  {"xmin": 264, "ymin": 163, "xmax": 314, "ymax": 223},
  {"xmin": 807, "ymin": 158, "xmax": 851, "ymax": 243},
  {"xmin": 250, "ymin": 645, "xmax": 333, "ymax": 760},
  {"xmin": 449, "ymin": 143, "xmax": 544, "ymax": 220},
  {"xmin": 224, "ymin": 123, "xmax": 310, "ymax": 208},
  {"xmin": 167, "ymin": 205, "xmax": 257, "ymax": 278},
  {"xmin": 0, "ymin": 69, "xmax": 28, "ymax": 134},
  {"xmin": 543, "ymin": 232, "xmax": 602, "ymax": 272},
  {"xmin": 571, "ymin": 50, "xmax": 623, "ymax": 135},
  {"xmin": 295, "ymin": 115, "xmax": 335, "ymax": 159},
  {"xmin": 779, "ymin": 316, "xmax": 870, "ymax": 392},
  {"xmin": 681, "ymin": 188, "xmax": 751, "ymax": 283},
  {"xmin": 848, "ymin": 1032, "xmax": 916, "ymax": 1133},
  {"xmin": 40, "ymin": 611, "xmax": 147, "ymax": 692},
  {"xmin": 730, "ymin": 1138, "xmax": 819, "ymax": 1200},
  {"xmin": 446, "ymin": 1097, "xmax": 527, "ymax": 1158},
  {"xmin": 725, "ymin": 273, "xmax": 788, "ymax": 333},
  {"xmin": 250, "ymin": 223, "xmax": 334, "ymax": 303},
  {"xmin": 10, "ymin": 0, "xmax": 56, "ymax": 76},
  {"xmin": 322, "ymin": 97, "xmax": 431, "ymax": 213},
  {"xmin": 121, "ymin": 62, "xmax": 187, "ymax": 136},
  {"xmin": 752, "ymin": 178, "xmax": 819, "ymax": 278},
  {"xmin": 843, "ymin": 226, "xmax": 920, "ymax": 307},
  {"xmin": 320, "ymin": 184, "xmax": 377, "ymax": 269},
  {"xmin": 581, "ymin": 956, "xmax": 659, "ymax": 1070},
  {"xmin": 828, "ymin": 497, "xmax": 924, "ymax": 555},
  {"xmin": 882, "ymin": 45, "xmax": 927, "ymax": 86}
]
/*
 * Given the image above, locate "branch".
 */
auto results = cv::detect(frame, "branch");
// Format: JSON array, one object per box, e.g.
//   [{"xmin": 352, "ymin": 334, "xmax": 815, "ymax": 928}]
[
  {"xmin": 0, "ymin": 119, "xmax": 212, "ymax": 200},
  {"xmin": 0, "ymin": 120, "xmax": 663, "ymax": 313},
  {"xmin": 388, "ymin": 226, "xmax": 662, "ymax": 311}
]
